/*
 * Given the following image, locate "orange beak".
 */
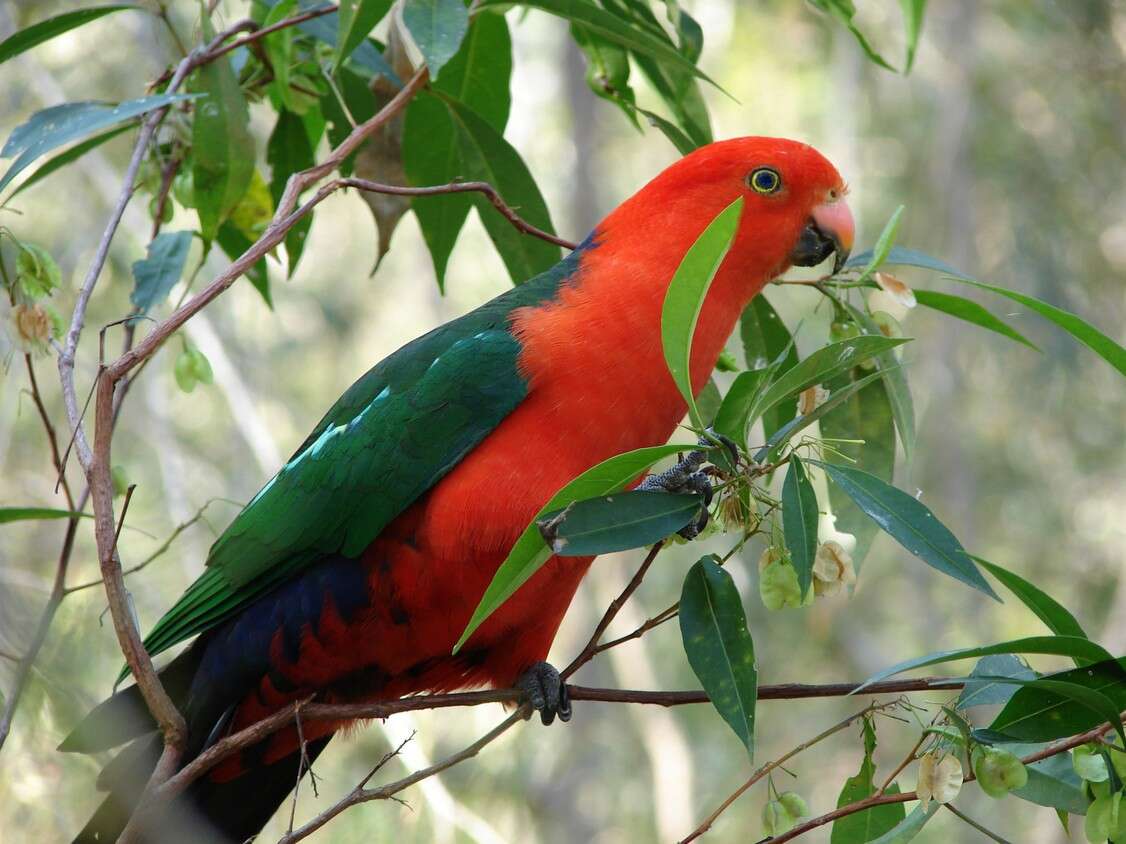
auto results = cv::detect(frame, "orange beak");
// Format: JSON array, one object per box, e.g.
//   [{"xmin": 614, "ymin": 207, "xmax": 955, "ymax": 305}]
[{"xmin": 790, "ymin": 198, "xmax": 855, "ymax": 274}]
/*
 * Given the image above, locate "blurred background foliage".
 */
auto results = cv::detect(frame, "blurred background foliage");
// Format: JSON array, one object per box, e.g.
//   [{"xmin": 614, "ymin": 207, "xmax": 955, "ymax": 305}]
[{"xmin": 1, "ymin": 0, "xmax": 1124, "ymax": 841}]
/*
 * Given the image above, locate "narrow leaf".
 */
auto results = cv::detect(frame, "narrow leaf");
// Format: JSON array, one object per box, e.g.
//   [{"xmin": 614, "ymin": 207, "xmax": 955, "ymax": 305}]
[
  {"xmin": 975, "ymin": 557, "xmax": 1087, "ymax": 640},
  {"xmin": 846, "ymin": 306, "xmax": 915, "ymax": 462},
  {"xmin": 954, "ymin": 278, "xmax": 1126, "ymax": 378},
  {"xmin": 831, "ymin": 720, "xmax": 905, "ymax": 843},
  {"xmin": 811, "ymin": 460, "xmax": 996, "ymax": 598},
  {"xmin": 855, "ymin": 636, "xmax": 1118, "ymax": 692},
  {"xmin": 957, "ymin": 654, "xmax": 1037, "ymax": 709},
  {"xmin": 335, "ymin": 0, "xmax": 393, "ymax": 69},
  {"xmin": 713, "ymin": 368, "xmax": 769, "ymax": 447},
  {"xmin": 267, "ymin": 109, "xmax": 315, "ymax": 276},
  {"xmin": 0, "ymin": 507, "xmax": 90, "ymax": 524},
  {"xmin": 660, "ymin": 197, "xmax": 743, "ymax": 427},
  {"xmin": 0, "ymin": 94, "xmax": 194, "ymax": 194},
  {"xmin": 782, "ymin": 455, "xmax": 818, "ymax": 597},
  {"xmin": 481, "ymin": 0, "xmax": 715, "ymax": 85},
  {"xmin": 843, "ymin": 245, "xmax": 970, "ymax": 279},
  {"xmin": 914, "ymin": 289, "xmax": 1037, "ymax": 349},
  {"xmin": 129, "ymin": 231, "xmax": 193, "ymax": 314},
  {"xmin": 191, "ymin": 17, "xmax": 254, "ymax": 240},
  {"xmin": 537, "ymin": 491, "xmax": 701, "ymax": 556},
  {"xmin": 866, "ymin": 802, "xmax": 940, "ymax": 844},
  {"xmin": 0, "ymin": 5, "xmax": 139, "ymax": 65},
  {"xmin": 455, "ymin": 443, "xmax": 693, "ymax": 651},
  {"xmin": 989, "ymin": 659, "xmax": 1126, "ymax": 743},
  {"xmin": 740, "ymin": 294, "xmax": 797, "ymax": 438},
  {"xmin": 808, "ymin": 0, "xmax": 896, "ymax": 72},
  {"xmin": 753, "ymin": 335, "xmax": 910, "ymax": 423},
  {"xmin": 7, "ymin": 123, "xmax": 131, "ymax": 200},
  {"xmin": 853, "ymin": 205, "xmax": 905, "ymax": 283},
  {"xmin": 679, "ymin": 556, "xmax": 757, "ymax": 755},
  {"xmin": 402, "ymin": 0, "xmax": 469, "ymax": 79},
  {"xmin": 898, "ymin": 0, "xmax": 927, "ymax": 71}
]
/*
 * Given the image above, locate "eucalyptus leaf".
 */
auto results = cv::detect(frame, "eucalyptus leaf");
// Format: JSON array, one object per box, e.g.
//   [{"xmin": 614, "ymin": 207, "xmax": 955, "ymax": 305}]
[
  {"xmin": 843, "ymin": 245, "xmax": 970, "ymax": 279},
  {"xmin": 713, "ymin": 368, "xmax": 769, "ymax": 447},
  {"xmin": 455, "ymin": 443, "xmax": 693, "ymax": 651},
  {"xmin": 740, "ymin": 294, "xmax": 798, "ymax": 438},
  {"xmin": 899, "ymin": 0, "xmax": 926, "ymax": 70},
  {"xmin": 914, "ymin": 289, "xmax": 1037, "ymax": 350},
  {"xmin": 7, "ymin": 124, "xmax": 131, "ymax": 200},
  {"xmin": 856, "ymin": 636, "xmax": 1117, "ymax": 693},
  {"xmin": 846, "ymin": 306, "xmax": 915, "ymax": 462},
  {"xmin": 782, "ymin": 455, "xmax": 818, "ymax": 598},
  {"xmin": 989, "ymin": 659, "xmax": 1126, "ymax": 744},
  {"xmin": 660, "ymin": 197, "xmax": 743, "ymax": 427},
  {"xmin": 402, "ymin": 0, "xmax": 469, "ymax": 79},
  {"xmin": 0, "ymin": 507, "xmax": 90, "ymax": 524},
  {"xmin": 0, "ymin": 5, "xmax": 139, "ymax": 66},
  {"xmin": 537, "ymin": 491, "xmax": 702, "ymax": 556},
  {"xmin": 130, "ymin": 231, "xmax": 193, "ymax": 314},
  {"xmin": 957, "ymin": 654, "xmax": 1037, "ymax": 709},
  {"xmin": 335, "ymin": 0, "xmax": 393, "ymax": 69},
  {"xmin": 975, "ymin": 557, "xmax": 1087, "ymax": 641},
  {"xmin": 812, "ymin": 460, "xmax": 995, "ymax": 598},
  {"xmin": 680, "ymin": 556, "xmax": 757, "ymax": 755},
  {"xmin": 0, "ymin": 94, "xmax": 194, "ymax": 194},
  {"xmin": 808, "ymin": 0, "xmax": 896, "ymax": 72}
]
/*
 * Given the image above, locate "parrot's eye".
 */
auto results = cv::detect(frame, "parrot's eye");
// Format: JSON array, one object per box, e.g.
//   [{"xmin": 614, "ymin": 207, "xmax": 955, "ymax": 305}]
[{"xmin": 747, "ymin": 167, "xmax": 782, "ymax": 195}]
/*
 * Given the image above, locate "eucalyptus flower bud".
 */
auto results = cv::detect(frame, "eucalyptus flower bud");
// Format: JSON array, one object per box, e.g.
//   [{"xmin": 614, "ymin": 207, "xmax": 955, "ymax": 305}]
[{"xmin": 972, "ymin": 745, "xmax": 1028, "ymax": 798}]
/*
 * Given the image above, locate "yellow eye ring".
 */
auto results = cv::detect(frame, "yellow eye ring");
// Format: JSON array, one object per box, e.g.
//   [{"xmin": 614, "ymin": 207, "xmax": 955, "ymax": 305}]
[{"xmin": 747, "ymin": 167, "xmax": 782, "ymax": 195}]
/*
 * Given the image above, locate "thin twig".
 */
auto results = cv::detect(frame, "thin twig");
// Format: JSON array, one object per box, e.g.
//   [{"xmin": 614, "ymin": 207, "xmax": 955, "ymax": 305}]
[
  {"xmin": 275, "ymin": 710, "xmax": 526, "ymax": 844},
  {"xmin": 338, "ymin": 178, "xmax": 578, "ymax": 250},
  {"xmin": 563, "ymin": 541, "xmax": 665, "ymax": 679},
  {"xmin": 767, "ymin": 711, "xmax": 1126, "ymax": 843},
  {"xmin": 679, "ymin": 700, "xmax": 901, "ymax": 843},
  {"xmin": 945, "ymin": 804, "xmax": 1013, "ymax": 844}
]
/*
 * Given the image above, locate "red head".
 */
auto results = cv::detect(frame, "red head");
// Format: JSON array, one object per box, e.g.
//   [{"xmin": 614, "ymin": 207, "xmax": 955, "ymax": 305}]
[{"xmin": 599, "ymin": 136, "xmax": 854, "ymax": 283}]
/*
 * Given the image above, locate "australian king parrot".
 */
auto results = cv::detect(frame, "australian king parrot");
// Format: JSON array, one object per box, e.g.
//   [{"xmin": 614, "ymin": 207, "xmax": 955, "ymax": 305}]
[{"xmin": 63, "ymin": 136, "xmax": 854, "ymax": 842}]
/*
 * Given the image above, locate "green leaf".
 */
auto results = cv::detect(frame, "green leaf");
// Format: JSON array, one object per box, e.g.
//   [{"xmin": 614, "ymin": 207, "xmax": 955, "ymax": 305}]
[
  {"xmin": 403, "ymin": 15, "xmax": 512, "ymax": 288},
  {"xmin": 843, "ymin": 245, "xmax": 969, "ymax": 279},
  {"xmin": 914, "ymin": 289, "xmax": 1037, "ymax": 350},
  {"xmin": 695, "ymin": 377, "xmax": 722, "ymax": 426},
  {"xmin": 335, "ymin": 0, "xmax": 393, "ymax": 69},
  {"xmin": 831, "ymin": 719, "xmax": 906, "ymax": 843},
  {"xmin": 191, "ymin": 17, "xmax": 255, "ymax": 240},
  {"xmin": 957, "ymin": 654, "xmax": 1037, "ymax": 708},
  {"xmin": 0, "ymin": 5, "xmax": 139, "ymax": 65},
  {"xmin": 853, "ymin": 205, "xmax": 905, "ymax": 283},
  {"xmin": 570, "ymin": 24, "xmax": 640, "ymax": 129},
  {"xmin": 636, "ymin": 107, "xmax": 697, "ymax": 155},
  {"xmin": 753, "ymin": 335, "xmax": 910, "ymax": 423},
  {"xmin": 267, "ymin": 109, "xmax": 315, "ymax": 276},
  {"xmin": 865, "ymin": 802, "xmax": 940, "ymax": 844},
  {"xmin": 481, "ymin": 0, "xmax": 715, "ymax": 85},
  {"xmin": 1007, "ymin": 744, "xmax": 1088, "ymax": 815},
  {"xmin": 974, "ymin": 558, "xmax": 1087, "ymax": 641},
  {"xmin": 782, "ymin": 455, "xmax": 818, "ymax": 598},
  {"xmin": 6, "ymin": 123, "xmax": 131, "ymax": 201},
  {"xmin": 989, "ymin": 659, "xmax": 1126, "ymax": 744},
  {"xmin": 753, "ymin": 367, "xmax": 887, "ymax": 465},
  {"xmin": 811, "ymin": 460, "xmax": 996, "ymax": 598},
  {"xmin": 846, "ymin": 306, "xmax": 916, "ymax": 463},
  {"xmin": 455, "ymin": 442, "xmax": 692, "ymax": 651},
  {"xmin": 320, "ymin": 64, "xmax": 377, "ymax": 177},
  {"xmin": 0, "ymin": 507, "xmax": 89, "ymax": 524},
  {"xmin": 808, "ymin": 0, "xmax": 896, "ymax": 72},
  {"xmin": 740, "ymin": 295, "xmax": 797, "ymax": 438},
  {"xmin": 898, "ymin": 0, "xmax": 927, "ymax": 71},
  {"xmin": 403, "ymin": 0, "xmax": 469, "ymax": 79},
  {"xmin": 445, "ymin": 98, "xmax": 561, "ymax": 282},
  {"xmin": 262, "ymin": 0, "xmax": 298, "ymax": 112},
  {"xmin": 713, "ymin": 368, "xmax": 769, "ymax": 447},
  {"xmin": 434, "ymin": 12, "xmax": 512, "ymax": 130},
  {"xmin": 0, "ymin": 94, "xmax": 194, "ymax": 195},
  {"xmin": 660, "ymin": 197, "xmax": 744, "ymax": 427},
  {"xmin": 818, "ymin": 373, "xmax": 895, "ymax": 568},
  {"xmin": 129, "ymin": 231, "xmax": 192, "ymax": 314},
  {"xmin": 953, "ymin": 278, "xmax": 1126, "ymax": 379},
  {"xmin": 679, "ymin": 556, "xmax": 757, "ymax": 755},
  {"xmin": 855, "ymin": 636, "xmax": 1118, "ymax": 692},
  {"xmin": 538, "ymin": 490, "xmax": 701, "ymax": 556}
]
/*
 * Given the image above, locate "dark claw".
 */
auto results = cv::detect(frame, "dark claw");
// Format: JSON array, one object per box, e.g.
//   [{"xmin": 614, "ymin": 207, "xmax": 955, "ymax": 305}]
[
  {"xmin": 516, "ymin": 661, "xmax": 572, "ymax": 725},
  {"xmin": 638, "ymin": 447, "xmax": 716, "ymax": 540}
]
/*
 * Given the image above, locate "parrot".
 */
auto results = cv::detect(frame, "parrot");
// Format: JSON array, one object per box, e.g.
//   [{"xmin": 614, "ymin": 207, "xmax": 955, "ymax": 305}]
[{"xmin": 62, "ymin": 136, "xmax": 854, "ymax": 842}]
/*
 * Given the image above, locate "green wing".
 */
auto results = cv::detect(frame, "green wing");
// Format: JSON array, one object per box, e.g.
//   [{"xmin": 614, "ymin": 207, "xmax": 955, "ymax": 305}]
[{"xmin": 137, "ymin": 249, "xmax": 586, "ymax": 666}]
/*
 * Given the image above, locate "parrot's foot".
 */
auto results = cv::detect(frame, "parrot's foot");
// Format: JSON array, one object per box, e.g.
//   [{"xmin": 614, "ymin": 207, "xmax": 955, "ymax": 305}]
[
  {"xmin": 516, "ymin": 661, "xmax": 572, "ymax": 726},
  {"xmin": 638, "ymin": 429, "xmax": 739, "ymax": 540}
]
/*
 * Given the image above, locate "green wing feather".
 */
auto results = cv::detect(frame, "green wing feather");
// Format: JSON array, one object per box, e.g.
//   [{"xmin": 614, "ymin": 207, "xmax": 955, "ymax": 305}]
[{"xmin": 134, "ymin": 250, "xmax": 586, "ymax": 671}]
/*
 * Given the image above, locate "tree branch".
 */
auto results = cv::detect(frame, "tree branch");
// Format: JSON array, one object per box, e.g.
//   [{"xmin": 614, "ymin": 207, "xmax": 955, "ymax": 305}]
[{"xmin": 338, "ymin": 178, "xmax": 578, "ymax": 250}]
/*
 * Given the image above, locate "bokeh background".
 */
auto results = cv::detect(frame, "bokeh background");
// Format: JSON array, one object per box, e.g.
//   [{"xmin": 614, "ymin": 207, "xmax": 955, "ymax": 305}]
[{"xmin": 2, "ymin": 0, "xmax": 1125, "ymax": 841}]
